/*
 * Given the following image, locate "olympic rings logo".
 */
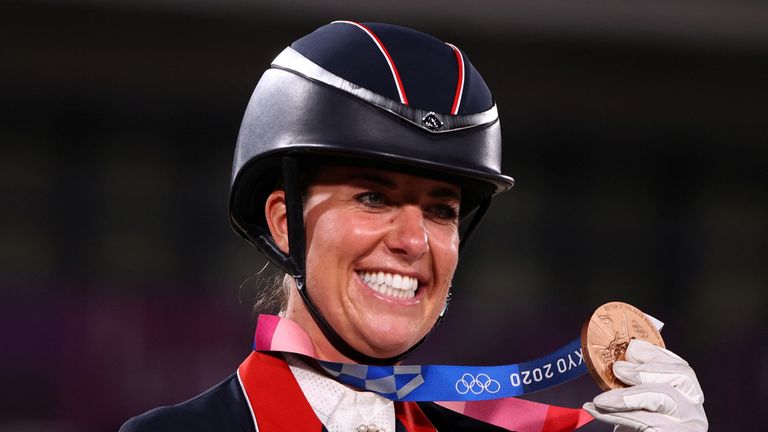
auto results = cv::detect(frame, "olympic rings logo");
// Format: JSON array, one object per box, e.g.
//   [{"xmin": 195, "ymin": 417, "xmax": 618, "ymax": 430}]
[{"xmin": 455, "ymin": 373, "xmax": 501, "ymax": 395}]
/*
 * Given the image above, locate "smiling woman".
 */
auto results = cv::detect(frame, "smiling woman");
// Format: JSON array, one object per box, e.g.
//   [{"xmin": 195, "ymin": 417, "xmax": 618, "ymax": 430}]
[
  {"xmin": 271, "ymin": 167, "xmax": 462, "ymax": 361},
  {"xmin": 119, "ymin": 20, "xmax": 706, "ymax": 432}
]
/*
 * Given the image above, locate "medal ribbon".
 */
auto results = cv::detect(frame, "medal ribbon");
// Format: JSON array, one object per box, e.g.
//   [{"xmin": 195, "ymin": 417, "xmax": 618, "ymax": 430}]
[{"xmin": 251, "ymin": 314, "xmax": 595, "ymax": 431}]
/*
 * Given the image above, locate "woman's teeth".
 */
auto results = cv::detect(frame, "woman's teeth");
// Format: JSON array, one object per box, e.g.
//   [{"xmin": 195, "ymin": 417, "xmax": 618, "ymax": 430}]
[{"xmin": 358, "ymin": 271, "xmax": 418, "ymax": 300}]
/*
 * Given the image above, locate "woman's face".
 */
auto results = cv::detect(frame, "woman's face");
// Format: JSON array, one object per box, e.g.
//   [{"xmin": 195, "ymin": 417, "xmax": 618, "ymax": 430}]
[{"xmin": 272, "ymin": 165, "xmax": 461, "ymax": 360}]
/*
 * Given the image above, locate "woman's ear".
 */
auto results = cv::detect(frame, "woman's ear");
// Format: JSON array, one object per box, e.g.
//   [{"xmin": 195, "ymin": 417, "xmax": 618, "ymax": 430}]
[{"xmin": 264, "ymin": 190, "xmax": 289, "ymax": 254}]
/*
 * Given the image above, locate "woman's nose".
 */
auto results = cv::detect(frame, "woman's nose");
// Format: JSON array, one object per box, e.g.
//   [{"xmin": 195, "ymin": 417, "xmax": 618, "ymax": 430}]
[{"xmin": 385, "ymin": 205, "xmax": 429, "ymax": 260}]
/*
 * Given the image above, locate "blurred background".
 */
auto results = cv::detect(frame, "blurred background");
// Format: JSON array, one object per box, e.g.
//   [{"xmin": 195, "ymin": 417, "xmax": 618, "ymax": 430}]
[{"xmin": 1, "ymin": 0, "xmax": 766, "ymax": 430}]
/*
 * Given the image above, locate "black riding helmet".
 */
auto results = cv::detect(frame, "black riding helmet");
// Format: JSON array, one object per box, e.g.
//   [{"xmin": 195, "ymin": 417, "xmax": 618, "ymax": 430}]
[{"xmin": 230, "ymin": 21, "xmax": 514, "ymax": 365}]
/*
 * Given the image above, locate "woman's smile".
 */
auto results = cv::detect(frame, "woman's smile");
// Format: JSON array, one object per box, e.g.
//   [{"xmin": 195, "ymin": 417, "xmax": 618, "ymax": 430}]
[{"xmin": 356, "ymin": 270, "xmax": 420, "ymax": 301}]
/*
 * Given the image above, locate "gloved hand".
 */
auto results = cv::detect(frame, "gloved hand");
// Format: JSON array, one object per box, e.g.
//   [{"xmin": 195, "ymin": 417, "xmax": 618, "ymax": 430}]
[{"xmin": 583, "ymin": 339, "xmax": 707, "ymax": 431}]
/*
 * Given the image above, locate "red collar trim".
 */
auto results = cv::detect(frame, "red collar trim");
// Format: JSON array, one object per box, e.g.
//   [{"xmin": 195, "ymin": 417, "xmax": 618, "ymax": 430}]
[
  {"xmin": 238, "ymin": 351, "xmax": 322, "ymax": 431},
  {"xmin": 396, "ymin": 401, "xmax": 437, "ymax": 432}
]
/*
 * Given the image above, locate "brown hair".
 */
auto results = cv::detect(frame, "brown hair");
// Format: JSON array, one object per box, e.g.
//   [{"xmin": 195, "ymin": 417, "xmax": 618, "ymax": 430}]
[{"xmin": 251, "ymin": 272, "xmax": 292, "ymax": 315}]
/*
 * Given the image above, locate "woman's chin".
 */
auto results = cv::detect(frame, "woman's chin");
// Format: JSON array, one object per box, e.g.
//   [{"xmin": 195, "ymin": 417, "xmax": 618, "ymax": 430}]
[{"xmin": 353, "ymin": 322, "xmax": 424, "ymax": 359}]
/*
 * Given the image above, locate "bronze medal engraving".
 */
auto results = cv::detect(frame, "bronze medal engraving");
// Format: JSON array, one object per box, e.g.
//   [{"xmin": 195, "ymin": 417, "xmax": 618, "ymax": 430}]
[{"xmin": 580, "ymin": 301, "xmax": 665, "ymax": 390}]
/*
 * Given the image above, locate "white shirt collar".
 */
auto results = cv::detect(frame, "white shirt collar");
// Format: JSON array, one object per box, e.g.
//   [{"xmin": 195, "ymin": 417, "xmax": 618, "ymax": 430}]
[{"xmin": 285, "ymin": 353, "xmax": 395, "ymax": 432}]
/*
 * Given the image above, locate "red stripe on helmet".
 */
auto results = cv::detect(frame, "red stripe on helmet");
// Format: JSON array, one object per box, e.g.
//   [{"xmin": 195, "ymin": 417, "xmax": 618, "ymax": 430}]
[
  {"xmin": 446, "ymin": 43, "xmax": 465, "ymax": 115},
  {"xmin": 332, "ymin": 20, "xmax": 409, "ymax": 105}
]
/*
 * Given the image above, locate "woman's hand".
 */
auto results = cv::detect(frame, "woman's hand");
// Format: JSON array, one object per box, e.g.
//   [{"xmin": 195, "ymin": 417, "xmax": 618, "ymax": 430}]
[{"xmin": 583, "ymin": 339, "xmax": 707, "ymax": 431}]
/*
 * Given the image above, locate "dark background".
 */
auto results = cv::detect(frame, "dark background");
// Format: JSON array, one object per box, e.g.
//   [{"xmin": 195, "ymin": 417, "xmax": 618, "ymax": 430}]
[{"xmin": 1, "ymin": 1, "xmax": 766, "ymax": 431}]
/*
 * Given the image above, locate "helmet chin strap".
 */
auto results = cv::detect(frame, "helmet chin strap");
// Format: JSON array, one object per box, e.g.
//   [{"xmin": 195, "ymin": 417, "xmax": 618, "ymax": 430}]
[{"xmin": 280, "ymin": 156, "xmax": 489, "ymax": 365}]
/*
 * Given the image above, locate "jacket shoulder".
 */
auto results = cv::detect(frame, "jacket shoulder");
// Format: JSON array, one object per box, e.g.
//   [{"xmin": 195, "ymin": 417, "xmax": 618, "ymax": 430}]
[{"xmin": 119, "ymin": 373, "xmax": 254, "ymax": 432}]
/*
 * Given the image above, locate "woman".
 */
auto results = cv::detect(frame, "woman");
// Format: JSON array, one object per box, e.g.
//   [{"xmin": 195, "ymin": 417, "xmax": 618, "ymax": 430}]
[{"xmin": 121, "ymin": 21, "xmax": 706, "ymax": 431}]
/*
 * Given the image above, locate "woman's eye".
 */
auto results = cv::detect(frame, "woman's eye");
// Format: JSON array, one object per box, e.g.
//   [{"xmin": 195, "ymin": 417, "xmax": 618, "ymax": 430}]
[
  {"xmin": 428, "ymin": 204, "xmax": 459, "ymax": 221},
  {"xmin": 356, "ymin": 192, "xmax": 387, "ymax": 208}
]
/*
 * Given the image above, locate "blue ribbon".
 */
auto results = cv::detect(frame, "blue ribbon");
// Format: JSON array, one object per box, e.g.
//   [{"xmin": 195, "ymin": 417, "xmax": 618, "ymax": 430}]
[{"xmin": 318, "ymin": 337, "xmax": 586, "ymax": 402}]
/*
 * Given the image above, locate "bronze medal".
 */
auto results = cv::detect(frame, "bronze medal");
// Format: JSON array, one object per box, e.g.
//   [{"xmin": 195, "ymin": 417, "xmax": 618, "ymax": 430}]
[{"xmin": 580, "ymin": 301, "xmax": 665, "ymax": 390}]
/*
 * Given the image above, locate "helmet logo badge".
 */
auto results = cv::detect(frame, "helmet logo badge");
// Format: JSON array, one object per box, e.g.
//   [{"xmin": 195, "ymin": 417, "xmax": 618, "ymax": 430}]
[{"xmin": 422, "ymin": 112, "xmax": 444, "ymax": 131}]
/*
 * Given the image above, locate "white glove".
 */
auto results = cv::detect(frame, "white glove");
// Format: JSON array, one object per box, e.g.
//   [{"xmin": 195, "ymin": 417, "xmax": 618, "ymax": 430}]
[{"xmin": 583, "ymin": 339, "xmax": 708, "ymax": 431}]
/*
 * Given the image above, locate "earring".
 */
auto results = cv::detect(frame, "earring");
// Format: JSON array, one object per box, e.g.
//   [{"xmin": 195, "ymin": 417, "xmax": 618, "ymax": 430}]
[{"xmin": 439, "ymin": 289, "xmax": 452, "ymax": 317}]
